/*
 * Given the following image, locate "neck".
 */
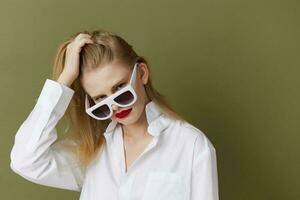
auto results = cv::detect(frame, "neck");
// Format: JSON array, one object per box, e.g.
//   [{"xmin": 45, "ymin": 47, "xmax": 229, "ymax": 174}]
[{"xmin": 121, "ymin": 111, "xmax": 149, "ymax": 140}]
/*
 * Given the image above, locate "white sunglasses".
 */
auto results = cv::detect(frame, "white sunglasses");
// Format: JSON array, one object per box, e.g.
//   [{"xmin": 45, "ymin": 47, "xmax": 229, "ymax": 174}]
[{"xmin": 85, "ymin": 62, "xmax": 139, "ymax": 120}]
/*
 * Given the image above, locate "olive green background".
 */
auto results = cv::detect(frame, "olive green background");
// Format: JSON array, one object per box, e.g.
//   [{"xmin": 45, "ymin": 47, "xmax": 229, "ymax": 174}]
[{"xmin": 1, "ymin": 0, "xmax": 299, "ymax": 199}]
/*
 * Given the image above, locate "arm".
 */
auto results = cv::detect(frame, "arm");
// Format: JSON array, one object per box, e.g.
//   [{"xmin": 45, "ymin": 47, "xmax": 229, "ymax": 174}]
[
  {"xmin": 190, "ymin": 133, "xmax": 219, "ymax": 200},
  {"xmin": 10, "ymin": 79, "xmax": 84, "ymax": 191}
]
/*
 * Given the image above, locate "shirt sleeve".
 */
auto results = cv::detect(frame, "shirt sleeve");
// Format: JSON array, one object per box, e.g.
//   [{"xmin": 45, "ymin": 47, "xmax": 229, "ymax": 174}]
[
  {"xmin": 190, "ymin": 133, "xmax": 219, "ymax": 200},
  {"xmin": 10, "ymin": 78, "xmax": 85, "ymax": 192}
]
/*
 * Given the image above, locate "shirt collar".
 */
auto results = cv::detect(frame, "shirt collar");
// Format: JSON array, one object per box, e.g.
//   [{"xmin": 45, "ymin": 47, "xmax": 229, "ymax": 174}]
[{"xmin": 103, "ymin": 100, "xmax": 171, "ymax": 137}]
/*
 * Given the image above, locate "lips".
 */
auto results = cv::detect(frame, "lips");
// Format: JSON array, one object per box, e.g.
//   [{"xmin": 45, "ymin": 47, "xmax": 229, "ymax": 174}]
[{"xmin": 115, "ymin": 108, "xmax": 132, "ymax": 118}]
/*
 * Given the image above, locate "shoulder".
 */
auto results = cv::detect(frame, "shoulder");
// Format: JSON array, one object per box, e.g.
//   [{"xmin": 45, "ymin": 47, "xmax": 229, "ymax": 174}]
[{"xmin": 165, "ymin": 117, "xmax": 216, "ymax": 153}]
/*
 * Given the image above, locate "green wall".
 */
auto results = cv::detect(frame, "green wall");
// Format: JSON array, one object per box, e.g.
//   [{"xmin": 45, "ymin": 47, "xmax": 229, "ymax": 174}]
[{"xmin": 1, "ymin": 0, "xmax": 299, "ymax": 199}]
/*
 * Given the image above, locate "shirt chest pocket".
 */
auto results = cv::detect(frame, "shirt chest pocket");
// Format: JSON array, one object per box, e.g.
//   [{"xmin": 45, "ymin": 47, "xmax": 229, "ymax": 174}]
[{"xmin": 142, "ymin": 171, "xmax": 186, "ymax": 200}]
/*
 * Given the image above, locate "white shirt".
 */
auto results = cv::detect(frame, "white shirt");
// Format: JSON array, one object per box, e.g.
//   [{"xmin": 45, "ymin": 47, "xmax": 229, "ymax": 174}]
[{"xmin": 10, "ymin": 79, "xmax": 219, "ymax": 200}]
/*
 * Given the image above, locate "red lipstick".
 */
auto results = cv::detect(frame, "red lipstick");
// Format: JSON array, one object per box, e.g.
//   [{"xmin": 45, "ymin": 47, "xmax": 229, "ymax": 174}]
[{"xmin": 115, "ymin": 108, "xmax": 132, "ymax": 119}]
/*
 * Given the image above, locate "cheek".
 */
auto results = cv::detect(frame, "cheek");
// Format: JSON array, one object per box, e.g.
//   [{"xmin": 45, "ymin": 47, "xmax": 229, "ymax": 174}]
[
  {"xmin": 130, "ymin": 100, "xmax": 141, "ymax": 114},
  {"xmin": 134, "ymin": 83, "xmax": 146, "ymax": 99}
]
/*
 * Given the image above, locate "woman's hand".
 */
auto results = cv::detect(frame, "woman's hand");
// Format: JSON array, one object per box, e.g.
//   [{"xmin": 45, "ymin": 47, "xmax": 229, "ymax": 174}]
[{"xmin": 57, "ymin": 33, "xmax": 94, "ymax": 87}]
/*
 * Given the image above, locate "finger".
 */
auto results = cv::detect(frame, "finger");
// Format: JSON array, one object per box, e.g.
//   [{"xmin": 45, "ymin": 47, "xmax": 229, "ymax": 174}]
[
  {"xmin": 77, "ymin": 36, "xmax": 93, "ymax": 43},
  {"xmin": 77, "ymin": 33, "xmax": 91, "ymax": 39},
  {"xmin": 86, "ymin": 38, "xmax": 94, "ymax": 43},
  {"xmin": 74, "ymin": 34, "xmax": 91, "ymax": 43},
  {"xmin": 78, "ymin": 38, "xmax": 94, "ymax": 46}
]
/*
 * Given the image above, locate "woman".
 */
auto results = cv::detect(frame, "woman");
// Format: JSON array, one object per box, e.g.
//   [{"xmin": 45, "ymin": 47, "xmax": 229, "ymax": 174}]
[{"xmin": 10, "ymin": 30, "xmax": 219, "ymax": 200}]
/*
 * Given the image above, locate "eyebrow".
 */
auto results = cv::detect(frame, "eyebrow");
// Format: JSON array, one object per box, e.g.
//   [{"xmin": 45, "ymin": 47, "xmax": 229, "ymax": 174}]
[{"xmin": 91, "ymin": 77, "xmax": 127, "ymax": 100}]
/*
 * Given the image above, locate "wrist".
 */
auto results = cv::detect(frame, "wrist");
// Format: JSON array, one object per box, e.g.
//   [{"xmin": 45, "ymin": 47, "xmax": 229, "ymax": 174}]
[{"xmin": 57, "ymin": 73, "xmax": 75, "ymax": 87}]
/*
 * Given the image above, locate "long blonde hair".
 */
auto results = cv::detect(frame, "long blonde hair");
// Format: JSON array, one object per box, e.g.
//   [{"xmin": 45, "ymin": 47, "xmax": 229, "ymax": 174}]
[{"xmin": 51, "ymin": 29, "xmax": 187, "ymax": 172}]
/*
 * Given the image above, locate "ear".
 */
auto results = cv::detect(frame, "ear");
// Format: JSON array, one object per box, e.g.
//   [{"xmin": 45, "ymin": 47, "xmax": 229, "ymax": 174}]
[{"xmin": 138, "ymin": 63, "xmax": 149, "ymax": 85}]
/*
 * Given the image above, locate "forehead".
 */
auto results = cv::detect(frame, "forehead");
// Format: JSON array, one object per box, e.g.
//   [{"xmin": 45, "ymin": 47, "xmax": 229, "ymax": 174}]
[{"xmin": 81, "ymin": 63, "xmax": 131, "ymax": 97}]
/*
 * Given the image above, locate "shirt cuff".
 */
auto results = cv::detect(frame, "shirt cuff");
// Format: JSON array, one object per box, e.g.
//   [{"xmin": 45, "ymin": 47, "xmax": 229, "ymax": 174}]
[{"xmin": 35, "ymin": 79, "xmax": 75, "ymax": 117}]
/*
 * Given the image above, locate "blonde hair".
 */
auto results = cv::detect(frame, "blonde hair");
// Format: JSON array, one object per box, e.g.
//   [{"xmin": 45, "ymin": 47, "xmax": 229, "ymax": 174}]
[{"xmin": 51, "ymin": 29, "xmax": 187, "ymax": 172}]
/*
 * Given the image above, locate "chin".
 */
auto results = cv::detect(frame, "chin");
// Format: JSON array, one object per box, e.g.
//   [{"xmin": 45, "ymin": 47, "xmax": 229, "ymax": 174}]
[{"xmin": 117, "ymin": 117, "xmax": 135, "ymax": 126}]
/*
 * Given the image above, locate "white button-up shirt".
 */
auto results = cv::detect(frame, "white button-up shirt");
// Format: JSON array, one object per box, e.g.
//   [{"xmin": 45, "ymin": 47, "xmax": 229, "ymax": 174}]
[{"xmin": 10, "ymin": 79, "xmax": 219, "ymax": 200}]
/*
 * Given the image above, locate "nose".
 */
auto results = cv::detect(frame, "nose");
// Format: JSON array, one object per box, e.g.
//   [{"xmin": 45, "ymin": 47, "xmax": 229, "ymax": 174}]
[{"xmin": 111, "ymin": 104, "xmax": 119, "ymax": 111}]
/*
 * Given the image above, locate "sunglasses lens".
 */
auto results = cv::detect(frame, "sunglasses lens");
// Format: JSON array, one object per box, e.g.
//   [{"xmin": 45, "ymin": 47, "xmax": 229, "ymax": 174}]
[
  {"xmin": 88, "ymin": 90, "xmax": 135, "ymax": 119},
  {"xmin": 92, "ymin": 104, "xmax": 110, "ymax": 118},
  {"xmin": 114, "ymin": 91, "xmax": 134, "ymax": 105}
]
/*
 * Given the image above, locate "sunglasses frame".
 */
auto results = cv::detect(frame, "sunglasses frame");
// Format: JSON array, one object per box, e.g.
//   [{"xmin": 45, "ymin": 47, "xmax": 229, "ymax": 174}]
[{"xmin": 85, "ymin": 62, "xmax": 139, "ymax": 120}]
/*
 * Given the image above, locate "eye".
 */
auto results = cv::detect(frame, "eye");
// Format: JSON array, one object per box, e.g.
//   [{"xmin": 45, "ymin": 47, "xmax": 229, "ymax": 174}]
[
  {"xmin": 116, "ymin": 83, "xmax": 126, "ymax": 90},
  {"xmin": 95, "ymin": 83, "xmax": 126, "ymax": 102},
  {"xmin": 95, "ymin": 95, "xmax": 106, "ymax": 102}
]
